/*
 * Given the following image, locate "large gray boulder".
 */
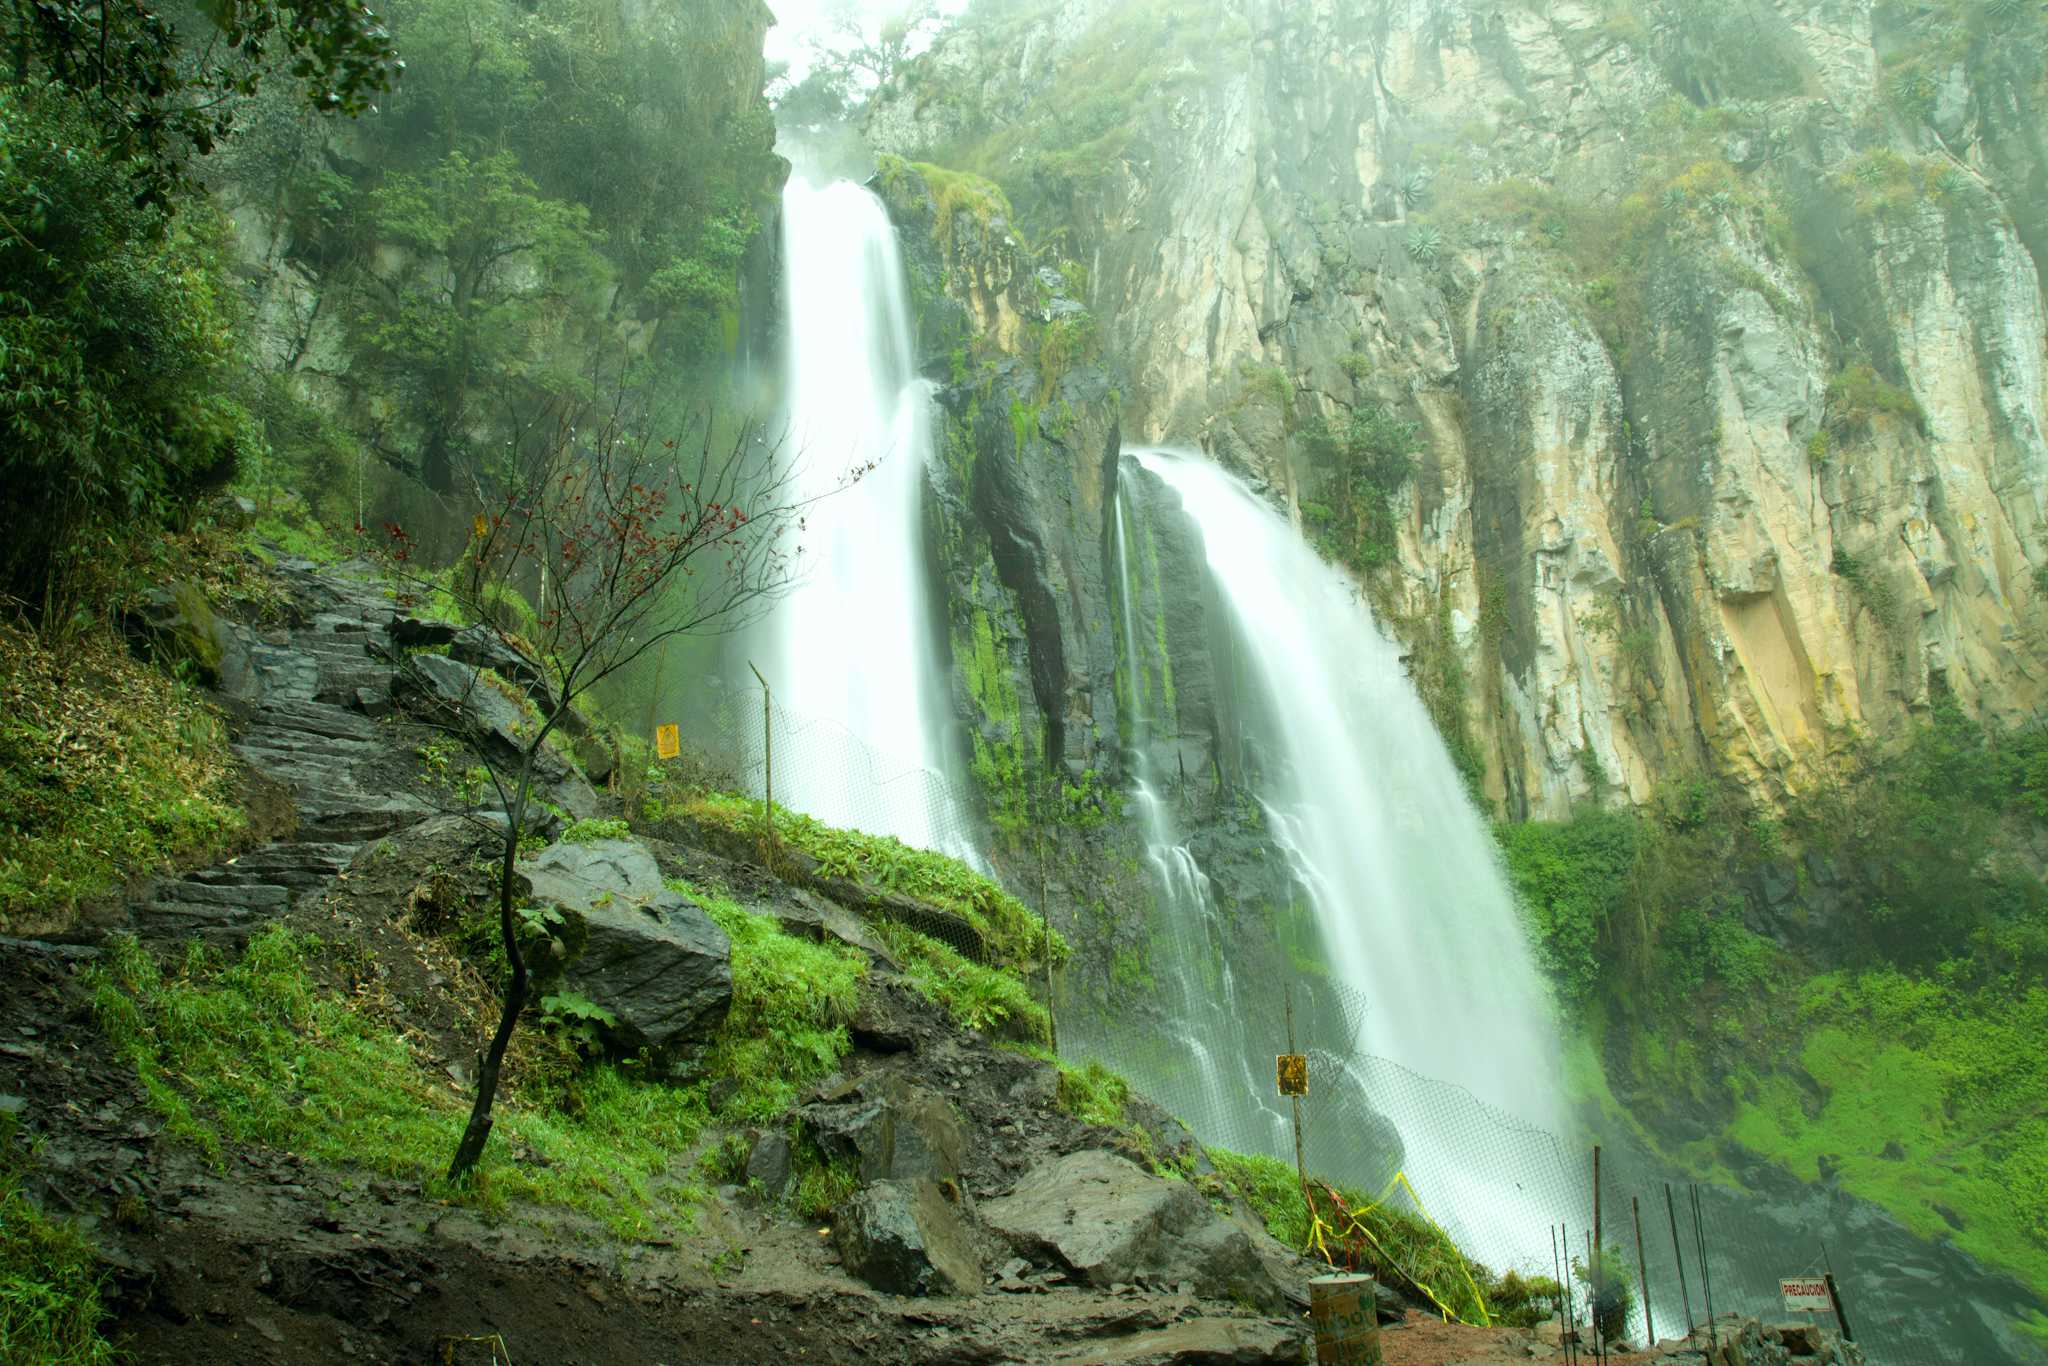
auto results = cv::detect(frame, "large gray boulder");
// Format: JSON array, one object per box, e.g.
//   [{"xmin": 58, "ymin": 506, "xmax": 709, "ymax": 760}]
[
  {"xmin": 982, "ymin": 1151, "xmax": 1290, "ymax": 1312},
  {"xmin": 835, "ymin": 1178, "xmax": 982, "ymax": 1297},
  {"xmin": 523, "ymin": 838, "xmax": 731, "ymax": 1058},
  {"xmin": 799, "ymin": 1077, "xmax": 967, "ymax": 1184}
]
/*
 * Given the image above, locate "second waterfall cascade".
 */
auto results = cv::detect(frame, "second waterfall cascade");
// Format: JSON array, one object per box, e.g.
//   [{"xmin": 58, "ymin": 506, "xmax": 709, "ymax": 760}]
[
  {"xmin": 1079, "ymin": 448, "xmax": 1571, "ymax": 1271},
  {"xmin": 753, "ymin": 175, "xmax": 970, "ymax": 852}
]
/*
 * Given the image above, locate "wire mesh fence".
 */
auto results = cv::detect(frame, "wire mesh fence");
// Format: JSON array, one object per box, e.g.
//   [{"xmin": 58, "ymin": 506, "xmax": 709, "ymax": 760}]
[{"xmin": 658, "ymin": 683, "xmax": 2042, "ymax": 1366}]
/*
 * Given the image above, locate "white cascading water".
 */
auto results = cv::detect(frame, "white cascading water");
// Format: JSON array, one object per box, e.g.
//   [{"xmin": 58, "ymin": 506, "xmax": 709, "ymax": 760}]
[
  {"xmin": 758, "ymin": 177, "xmax": 966, "ymax": 850},
  {"xmin": 1127, "ymin": 448, "xmax": 1567, "ymax": 1268},
  {"xmin": 1111, "ymin": 493, "xmax": 1292, "ymax": 1154}
]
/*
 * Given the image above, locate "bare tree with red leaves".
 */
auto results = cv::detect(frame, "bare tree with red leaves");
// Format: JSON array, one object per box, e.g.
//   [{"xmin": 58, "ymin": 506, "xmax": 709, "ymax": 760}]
[{"xmin": 388, "ymin": 394, "xmax": 862, "ymax": 1182}]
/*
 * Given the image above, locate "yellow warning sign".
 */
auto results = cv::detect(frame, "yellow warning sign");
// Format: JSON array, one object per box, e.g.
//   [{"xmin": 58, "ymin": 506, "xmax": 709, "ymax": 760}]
[
  {"xmin": 1277, "ymin": 1053, "xmax": 1309, "ymax": 1098},
  {"xmin": 655, "ymin": 724, "xmax": 680, "ymax": 761}
]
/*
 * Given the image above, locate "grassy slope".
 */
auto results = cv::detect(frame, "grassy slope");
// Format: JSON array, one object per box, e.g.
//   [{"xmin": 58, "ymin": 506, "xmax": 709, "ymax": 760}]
[
  {"xmin": 1506, "ymin": 712, "xmax": 2048, "ymax": 1295},
  {"xmin": 0, "ymin": 620, "xmax": 244, "ymax": 921}
]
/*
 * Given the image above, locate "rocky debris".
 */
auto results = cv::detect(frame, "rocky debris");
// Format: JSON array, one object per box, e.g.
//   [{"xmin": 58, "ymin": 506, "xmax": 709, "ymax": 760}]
[
  {"xmin": 983, "ymin": 1151, "xmax": 1292, "ymax": 1312},
  {"xmin": 447, "ymin": 625, "xmax": 570, "ymax": 726},
  {"xmin": 395, "ymin": 651, "xmax": 600, "ymax": 818},
  {"xmin": 847, "ymin": 981, "xmax": 925, "ymax": 1054},
  {"xmin": 1041, "ymin": 1316, "xmax": 1304, "ymax": 1364},
  {"xmin": 1630, "ymin": 1316, "xmax": 1864, "ymax": 1365},
  {"xmin": 835, "ymin": 1178, "xmax": 983, "ymax": 1297},
  {"xmin": 767, "ymin": 887, "xmax": 899, "ymax": 964},
  {"xmin": 743, "ymin": 1130, "xmax": 794, "ymax": 1200},
  {"xmin": 522, "ymin": 838, "xmax": 733, "ymax": 1058},
  {"xmin": 389, "ymin": 614, "xmax": 460, "ymax": 650},
  {"xmin": 1119, "ymin": 1096, "xmax": 1213, "ymax": 1178},
  {"xmin": 799, "ymin": 1075, "xmax": 969, "ymax": 1185}
]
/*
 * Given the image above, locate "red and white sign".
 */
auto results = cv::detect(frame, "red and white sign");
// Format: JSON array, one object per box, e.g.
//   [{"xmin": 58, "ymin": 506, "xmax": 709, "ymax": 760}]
[{"xmin": 1781, "ymin": 1277, "xmax": 1832, "ymax": 1313}]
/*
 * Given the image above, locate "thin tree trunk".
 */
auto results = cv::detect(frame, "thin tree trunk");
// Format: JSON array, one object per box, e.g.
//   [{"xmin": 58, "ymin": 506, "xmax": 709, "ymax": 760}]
[{"xmin": 447, "ymin": 750, "xmax": 537, "ymax": 1183}]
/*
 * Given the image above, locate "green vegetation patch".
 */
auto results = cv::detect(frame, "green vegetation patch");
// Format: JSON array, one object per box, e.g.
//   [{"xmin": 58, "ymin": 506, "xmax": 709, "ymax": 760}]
[
  {"xmin": 89, "ymin": 929, "xmax": 712, "ymax": 1236},
  {"xmin": 1208, "ymin": 1149, "xmax": 1519, "ymax": 1326},
  {"xmin": 879, "ymin": 922, "xmax": 1050, "ymax": 1045},
  {"xmin": 1824, "ymin": 362, "xmax": 1927, "ymax": 438},
  {"xmin": 1504, "ymin": 705, "xmax": 2048, "ymax": 1289},
  {"xmin": 674, "ymin": 793, "xmax": 1065, "ymax": 967},
  {"xmin": 0, "ymin": 1118, "xmax": 117, "ymax": 1365},
  {"xmin": 1726, "ymin": 972, "xmax": 2048, "ymax": 1291},
  {"xmin": 688, "ymin": 883, "xmax": 867, "ymax": 1121},
  {"xmin": 1297, "ymin": 403, "xmax": 1420, "ymax": 576},
  {"xmin": 89, "ymin": 899, "xmax": 880, "ymax": 1238},
  {"xmin": 1, "ymin": 621, "xmax": 245, "ymax": 923}
]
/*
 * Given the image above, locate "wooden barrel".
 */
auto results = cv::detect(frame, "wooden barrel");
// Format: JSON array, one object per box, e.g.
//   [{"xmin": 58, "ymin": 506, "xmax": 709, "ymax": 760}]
[{"xmin": 1310, "ymin": 1274, "xmax": 1384, "ymax": 1366}]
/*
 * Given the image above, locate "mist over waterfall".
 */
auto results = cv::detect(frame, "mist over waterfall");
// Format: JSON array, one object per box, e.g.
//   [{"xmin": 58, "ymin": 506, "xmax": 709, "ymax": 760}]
[{"xmin": 755, "ymin": 176, "xmax": 966, "ymax": 850}]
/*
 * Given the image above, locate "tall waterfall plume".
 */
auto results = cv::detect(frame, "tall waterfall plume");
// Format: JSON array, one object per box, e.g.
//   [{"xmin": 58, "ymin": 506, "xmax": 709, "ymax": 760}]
[
  {"xmin": 754, "ymin": 176, "xmax": 967, "ymax": 852},
  {"xmin": 1118, "ymin": 448, "xmax": 1568, "ymax": 1267}
]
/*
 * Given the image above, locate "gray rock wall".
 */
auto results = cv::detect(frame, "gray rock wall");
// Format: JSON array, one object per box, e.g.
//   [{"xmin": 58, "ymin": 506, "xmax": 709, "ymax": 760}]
[{"xmin": 869, "ymin": 0, "xmax": 2048, "ymax": 821}]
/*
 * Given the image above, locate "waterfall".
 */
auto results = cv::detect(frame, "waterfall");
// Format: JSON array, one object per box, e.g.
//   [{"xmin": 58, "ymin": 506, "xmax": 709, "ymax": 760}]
[
  {"xmin": 1109, "ymin": 490, "xmax": 1289, "ymax": 1157},
  {"xmin": 1121, "ymin": 447, "xmax": 1567, "ymax": 1269},
  {"xmin": 755, "ymin": 176, "xmax": 965, "ymax": 851}
]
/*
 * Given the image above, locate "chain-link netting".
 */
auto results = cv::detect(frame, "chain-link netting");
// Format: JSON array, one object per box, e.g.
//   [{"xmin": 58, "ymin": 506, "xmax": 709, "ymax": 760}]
[{"xmin": 662, "ymin": 687, "xmax": 2038, "ymax": 1366}]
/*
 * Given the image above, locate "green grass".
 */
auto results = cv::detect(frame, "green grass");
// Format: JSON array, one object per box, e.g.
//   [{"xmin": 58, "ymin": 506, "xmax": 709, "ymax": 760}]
[
  {"xmin": 0, "ymin": 1119, "xmax": 117, "ymax": 1364},
  {"xmin": 1053, "ymin": 1058, "xmax": 1130, "ymax": 1127},
  {"xmin": 878, "ymin": 922, "xmax": 1050, "ymax": 1044},
  {"xmin": 675, "ymin": 792, "xmax": 1065, "ymax": 967},
  {"xmin": 90, "ymin": 929, "xmax": 712, "ymax": 1237},
  {"xmin": 686, "ymin": 882, "xmax": 866, "ymax": 1121},
  {"xmin": 1, "ymin": 621, "xmax": 245, "ymax": 922},
  {"xmin": 1207, "ymin": 1148, "xmax": 1504, "ymax": 1325},
  {"xmin": 560, "ymin": 817, "xmax": 630, "ymax": 844},
  {"xmin": 85, "ymin": 903, "xmax": 886, "ymax": 1241}
]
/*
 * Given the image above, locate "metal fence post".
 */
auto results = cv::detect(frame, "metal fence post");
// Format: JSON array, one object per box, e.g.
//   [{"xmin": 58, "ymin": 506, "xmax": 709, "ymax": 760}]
[{"xmin": 747, "ymin": 661, "xmax": 773, "ymax": 848}]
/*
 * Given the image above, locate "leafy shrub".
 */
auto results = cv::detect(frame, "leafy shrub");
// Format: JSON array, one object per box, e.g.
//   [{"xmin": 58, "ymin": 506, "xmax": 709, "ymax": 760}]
[
  {"xmin": 1497, "ymin": 813, "xmax": 1640, "ymax": 1010},
  {"xmin": 0, "ymin": 84, "xmax": 252, "ymax": 619},
  {"xmin": 1298, "ymin": 404, "xmax": 1420, "ymax": 574},
  {"xmin": 1406, "ymin": 226, "xmax": 1444, "ymax": 262},
  {"xmin": 1825, "ymin": 363, "xmax": 1925, "ymax": 437}
]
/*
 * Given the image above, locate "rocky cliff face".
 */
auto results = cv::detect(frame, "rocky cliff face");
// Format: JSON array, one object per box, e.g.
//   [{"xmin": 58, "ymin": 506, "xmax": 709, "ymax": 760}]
[{"xmin": 868, "ymin": 0, "xmax": 2048, "ymax": 821}]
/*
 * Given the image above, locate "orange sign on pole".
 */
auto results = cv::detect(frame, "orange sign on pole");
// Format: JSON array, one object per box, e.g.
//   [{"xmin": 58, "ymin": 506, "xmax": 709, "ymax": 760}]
[
  {"xmin": 655, "ymin": 724, "xmax": 680, "ymax": 761},
  {"xmin": 1277, "ymin": 1053, "xmax": 1309, "ymax": 1098}
]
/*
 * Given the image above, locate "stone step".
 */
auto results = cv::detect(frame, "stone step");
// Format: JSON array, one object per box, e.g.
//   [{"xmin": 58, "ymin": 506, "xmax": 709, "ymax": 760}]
[
  {"xmin": 246, "ymin": 703, "xmax": 381, "ymax": 743},
  {"xmin": 300, "ymin": 803, "xmax": 430, "ymax": 842},
  {"xmin": 236, "ymin": 734, "xmax": 379, "ymax": 767},
  {"xmin": 226, "ymin": 842, "xmax": 360, "ymax": 868},
  {"xmin": 149, "ymin": 880, "xmax": 290, "ymax": 909}
]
